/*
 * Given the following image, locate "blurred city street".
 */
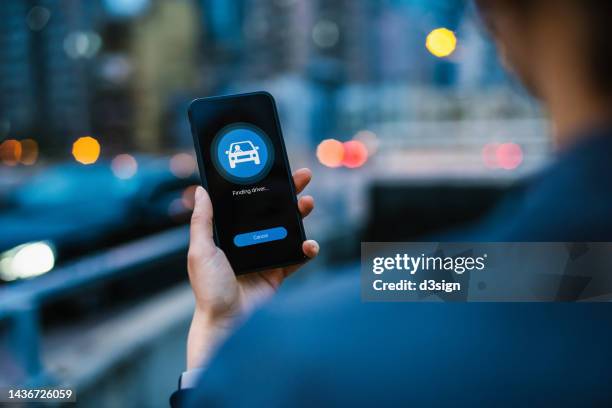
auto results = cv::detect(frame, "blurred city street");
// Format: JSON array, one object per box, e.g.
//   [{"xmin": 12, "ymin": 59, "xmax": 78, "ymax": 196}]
[{"xmin": 0, "ymin": 0, "xmax": 548, "ymax": 406}]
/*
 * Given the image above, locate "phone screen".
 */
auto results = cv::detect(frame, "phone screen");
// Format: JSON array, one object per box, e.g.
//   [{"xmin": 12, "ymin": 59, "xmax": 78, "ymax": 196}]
[{"xmin": 188, "ymin": 92, "xmax": 306, "ymax": 274}]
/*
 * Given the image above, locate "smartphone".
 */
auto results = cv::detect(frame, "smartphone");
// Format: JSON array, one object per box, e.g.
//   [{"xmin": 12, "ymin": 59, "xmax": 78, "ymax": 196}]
[{"xmin": 188, "ymin": 91, "xmax": 307, "ymax": 274}]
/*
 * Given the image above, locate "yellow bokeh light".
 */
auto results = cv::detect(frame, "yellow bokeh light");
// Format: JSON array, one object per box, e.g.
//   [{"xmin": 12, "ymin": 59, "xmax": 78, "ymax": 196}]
[
  {"xmin": 72, "ymin": 136, "xmax": 100, "ymax": 165},
  {"xmin": 426, "ymin": 28, "xmax": 457, "ymax": 58}
]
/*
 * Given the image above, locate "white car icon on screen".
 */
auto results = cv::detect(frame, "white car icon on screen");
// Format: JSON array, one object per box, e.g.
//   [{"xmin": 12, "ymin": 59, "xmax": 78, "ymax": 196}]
[{"xmin": 226, "ymin": 141, "xmax": 260, "ymax": 168}]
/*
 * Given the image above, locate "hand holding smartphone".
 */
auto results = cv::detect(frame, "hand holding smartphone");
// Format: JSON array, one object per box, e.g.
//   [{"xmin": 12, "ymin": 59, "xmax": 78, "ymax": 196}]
[
  {"xmin": 185, "ymin": 92, "xmax": 318, "ymax": 369},
  {"xmin": 188, "ymin": 92, "xmax": 309, "ymax": 275}
]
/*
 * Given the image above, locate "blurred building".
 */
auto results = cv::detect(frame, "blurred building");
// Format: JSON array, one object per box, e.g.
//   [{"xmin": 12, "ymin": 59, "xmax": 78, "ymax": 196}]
[
  {"xmin": 0, "ymin": 0, "xmax": 101, "ymax": 153},
  {"xmin": 196, "ymin": 0, "xmax": 246, "ymax": 91},
  {"xmin": 129, "ymin": 0, "xmax": 200, "ymax": 151},
  {"xmin": 0, "ymin": 0, "xmax": 543, "ymax": 166},
  {"xmin": 241, "ymin": 0, "xmax": 311, "ymax": 79},
  {"xmin": 0, "ymin": 1, "xmax": 33, "ymax": 142}
]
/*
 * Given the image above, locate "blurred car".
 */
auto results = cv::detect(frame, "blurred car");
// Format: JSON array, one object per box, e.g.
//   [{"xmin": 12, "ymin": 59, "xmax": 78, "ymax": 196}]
[{"xmin": 0, "ymin": 155, "xmax": 199, "ymax": 283}]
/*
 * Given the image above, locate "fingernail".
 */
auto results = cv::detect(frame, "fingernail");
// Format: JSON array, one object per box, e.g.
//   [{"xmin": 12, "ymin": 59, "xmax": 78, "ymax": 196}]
[
  {"xmin": 308, "ymin": 240, "xmax": 319, "ymax": 253},
  {"xmin": 195, "ymin": 186, "xmax": 205, "ymax": 201}
]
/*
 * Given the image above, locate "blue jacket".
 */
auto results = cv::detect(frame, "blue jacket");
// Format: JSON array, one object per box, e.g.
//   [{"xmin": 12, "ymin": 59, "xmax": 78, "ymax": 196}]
[{"xmin": 181, "ymin": 129, "xmax": 612, "ymax": 407}]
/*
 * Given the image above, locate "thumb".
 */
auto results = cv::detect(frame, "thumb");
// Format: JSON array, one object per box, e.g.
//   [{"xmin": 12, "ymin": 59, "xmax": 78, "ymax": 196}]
[{"xmin": 189, "ymin": 186, "xmax": 216, "ymax": 258}]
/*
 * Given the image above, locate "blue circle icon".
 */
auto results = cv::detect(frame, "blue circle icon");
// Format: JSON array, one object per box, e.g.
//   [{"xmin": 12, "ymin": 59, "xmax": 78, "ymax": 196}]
[{"xmin": 211, "ymin": 123, "xmax": 274, "ymax": 184}]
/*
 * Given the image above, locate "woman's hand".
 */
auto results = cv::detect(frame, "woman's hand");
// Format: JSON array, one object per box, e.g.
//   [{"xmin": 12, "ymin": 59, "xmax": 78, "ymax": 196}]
[{"xmin": 186, "ymin": 168, "xmax": 319, "ymax": 369}]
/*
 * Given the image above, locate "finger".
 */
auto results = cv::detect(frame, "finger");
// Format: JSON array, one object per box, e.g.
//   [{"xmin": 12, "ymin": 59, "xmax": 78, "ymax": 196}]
[
  {"xmin": 298, "ymin": 195, "xmax": 314, "ymax": 218},
  {"xmin": 293, "ymin": 168, "xmax": 312, "ymax": 194},
  {"xmin": 283, "ymin": 240, "xmax": 319, "ymax": 278},
  {"xmin": 302, "ymin": 239, "xmax": 319, "ymax": 259},
  {"xmin": 189, "ymin": 186, "xmax": 217, "ymax": 259}
]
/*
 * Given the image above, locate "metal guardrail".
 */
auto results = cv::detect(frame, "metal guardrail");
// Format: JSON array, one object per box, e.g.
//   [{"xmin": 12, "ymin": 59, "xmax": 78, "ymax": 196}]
[{"xmin": 0, "ymin": 226, "xmax": 189, "ymax": 385}]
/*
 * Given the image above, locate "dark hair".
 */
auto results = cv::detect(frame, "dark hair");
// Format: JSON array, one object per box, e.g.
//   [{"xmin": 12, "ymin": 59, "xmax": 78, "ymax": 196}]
[{"xmin": 475, "ymin": 0, "xmax": 612, "ymax": 95}]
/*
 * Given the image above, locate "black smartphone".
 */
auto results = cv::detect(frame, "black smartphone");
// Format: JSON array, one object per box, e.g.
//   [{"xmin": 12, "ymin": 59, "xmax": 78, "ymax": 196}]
[{"xmin": 188, "ymin": 91, "xmax": 307, "ymax": 274}]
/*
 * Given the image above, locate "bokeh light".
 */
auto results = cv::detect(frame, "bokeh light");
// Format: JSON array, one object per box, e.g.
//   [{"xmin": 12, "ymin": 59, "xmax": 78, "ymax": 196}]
[
  {"xmin": 111, "ymin": 154, "xmax": 138, "ymax": 179},
  {"xmin": 26, "ymin": 6, "xmax": 51, "ymax": 31},
  {"xmin": 426, "ymin": 28, "xmax": 457, "ymax": 58},
  {"xmin": 342, "ymin": 140, "xmax": 368, "ymax": 168},
  {"xmin": 496, "ymin": 143, "xmax": 523, "ymax": 170},
  {"xmin": 316, "ymin": 139, "xmax": 344, "ymax": 168},
  {"xmin": 482, "ymin": 143, "xmax": 500, "ymax": 169},
  {"xmin": 20, "ymin": 139, "xmax": 39, "ymax": 165},
  {"xmin": 0, "ymin": 241, "xmax": 55, "ymax": 281},
  {"xmin": 312, "ymin": 19, "xmax": 340, "ymax": 48},
  {"xmin": 182, "ymin": 185, "xmax": 198, "ymax": 210},
  {"xmin": 104, "ymin": 0, "xmax": 150, "ymax": 17},
  {"xmin": 169, "ymin": 153, "xmax": 197, "ymax": 178},
  {"xmin": 353, "ymin": 130, "xmax": 379, "ymax": 156},
  {"xmin": 72, "ymin": 136, "xmax": 101, "ymax": 165},
  {"xmin": 168, "ymin": 198, "xmax": 186, "ymax": 219},
  {"xmin": 0, "ymin": 139, "xmax": 22, "ymax": 166},
  {"xmin": 63, "ymin": 31, "xmax": 102, "ymax": 59}
]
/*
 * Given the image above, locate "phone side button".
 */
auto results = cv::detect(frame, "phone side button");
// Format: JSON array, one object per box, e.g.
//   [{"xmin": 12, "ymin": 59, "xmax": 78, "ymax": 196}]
[{"xmin": 233, "ymin": 227, "xmax": 288, "ymax": 247}]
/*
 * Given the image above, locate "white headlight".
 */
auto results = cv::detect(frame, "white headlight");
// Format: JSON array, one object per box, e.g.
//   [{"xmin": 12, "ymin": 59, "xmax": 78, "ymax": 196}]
[{"xmin": 0, "ymin": 241, "xmax": 55, "ymax": 281}]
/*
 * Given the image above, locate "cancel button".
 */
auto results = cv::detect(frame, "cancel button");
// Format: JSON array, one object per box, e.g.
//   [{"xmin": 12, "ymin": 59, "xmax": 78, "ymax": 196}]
[{"xmin": 233, "ymin": 227, "xmax": 287, "ymax": 247}]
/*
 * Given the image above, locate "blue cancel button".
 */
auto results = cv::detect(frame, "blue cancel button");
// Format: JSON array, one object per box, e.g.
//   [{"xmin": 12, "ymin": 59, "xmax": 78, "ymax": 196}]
[{"xmin": 233, "ymin": 227, "xmax": 288, "ymax": 247}]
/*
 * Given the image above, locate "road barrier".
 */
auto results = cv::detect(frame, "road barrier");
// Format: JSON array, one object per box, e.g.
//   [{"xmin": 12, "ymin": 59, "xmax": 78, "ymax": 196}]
[{"xmin": 0, "ymin": 226, "xmax": 189, "ymax": 386}]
